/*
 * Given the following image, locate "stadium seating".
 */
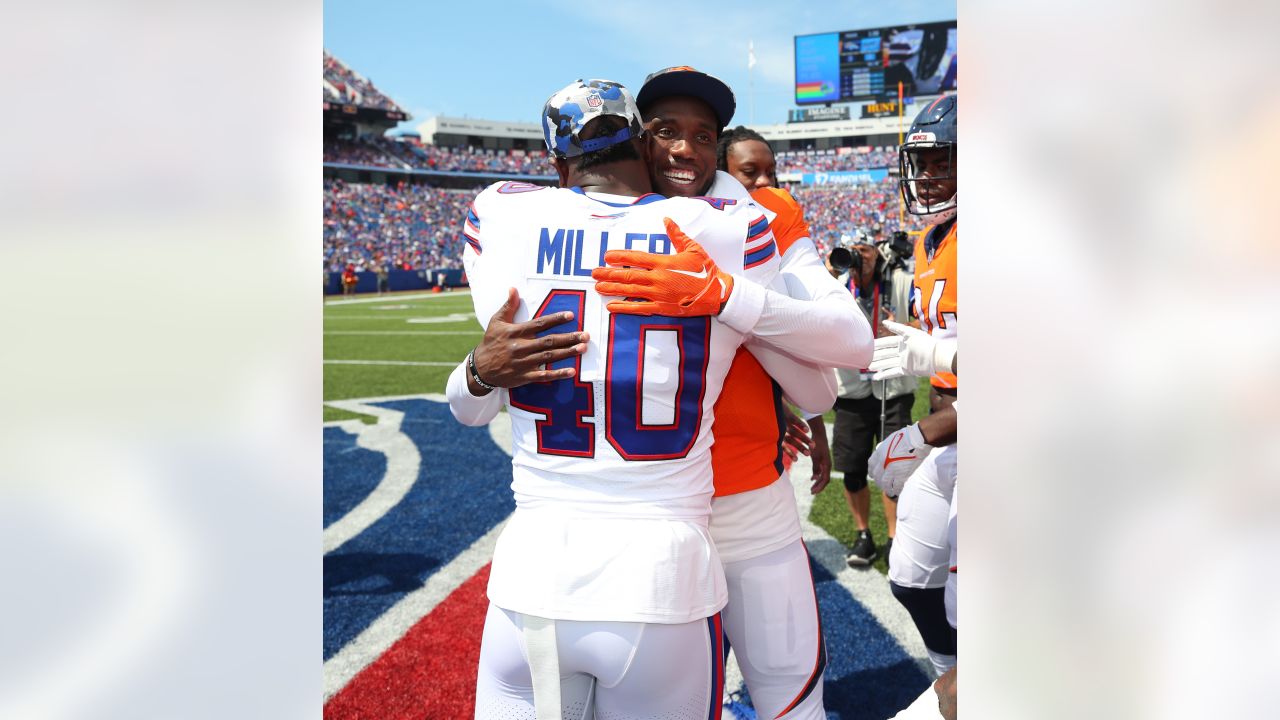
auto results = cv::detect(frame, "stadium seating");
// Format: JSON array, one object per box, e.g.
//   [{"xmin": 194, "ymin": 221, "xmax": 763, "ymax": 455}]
[
  {"xmin": 324, "ymin": 139, "xmax": 408, "ymax": 169},
  {"xmin": 324, "ymin": 51, "xmax": 404, "ymax": 113},
  {"xmin": 324, "ymin": 138, "xmax": 551, "ymax": 175},
  {"xmin": 324, "ymin": 178, "xmax": 478, "ymax": 273},
  {"xmin": 322, "ymin": 173, "xmax": 927, "ymax": 279},
  {"xmin": 776, "ymin": 148, "xmax": 898, "ymax": 174},
  {"xmin": 793, "ymin": 181, "xmax": 926, "ymax": 255}
]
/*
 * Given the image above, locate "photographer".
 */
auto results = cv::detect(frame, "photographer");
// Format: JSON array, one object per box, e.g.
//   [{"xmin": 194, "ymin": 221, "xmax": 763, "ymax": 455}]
[{"xmin": 828, "ymin": 227, "xmax": 918, "ymax": 567}]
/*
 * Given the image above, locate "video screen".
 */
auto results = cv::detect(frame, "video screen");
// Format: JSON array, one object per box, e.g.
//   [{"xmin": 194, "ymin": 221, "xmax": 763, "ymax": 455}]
[{"xmin": 795, "ymin": 21, "xmax": 956, "ymax": 105}]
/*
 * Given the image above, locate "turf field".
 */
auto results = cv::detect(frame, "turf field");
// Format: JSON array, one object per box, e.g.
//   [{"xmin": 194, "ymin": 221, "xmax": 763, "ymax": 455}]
[
  {"xmin": 323, "ymin": 289, "xmax": 935, "ymax": 718},
  {"xmin": 324, "ymin": 291, "xmax": 481, "ymax": 423}
]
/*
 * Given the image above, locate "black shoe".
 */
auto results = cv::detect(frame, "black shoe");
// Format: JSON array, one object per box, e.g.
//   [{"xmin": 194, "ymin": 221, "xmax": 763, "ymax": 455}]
[{"xmin": 847, "ymin": 532, "xmax": 877, "ymax": 567}]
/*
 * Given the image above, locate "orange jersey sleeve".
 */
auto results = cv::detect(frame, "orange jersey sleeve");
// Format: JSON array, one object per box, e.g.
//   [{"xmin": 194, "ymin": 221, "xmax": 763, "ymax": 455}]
[
  {"xmin": 912, "ymin": 222, "xmax": 958, "ymax": 389},
  {"xmin": 749, "ymin": 187, "xmax": 811, "ymax": 256},
  {"xmin": 709, "ymin": 347, "xmax": 787, "ymax": 497}
]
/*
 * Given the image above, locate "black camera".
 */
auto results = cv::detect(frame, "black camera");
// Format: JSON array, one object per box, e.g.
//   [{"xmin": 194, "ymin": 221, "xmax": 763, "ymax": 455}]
[
  {"xmin": 879, "ymin": 230, "xmax": 914, "ymax": 271},
  {"xmin": 827, "ymin": 228, "xmax": 869, "ymax": 274},
  {"xmin": 828, "ymin": 228, "xmax": 914, "ymax": 277},
  {"xmin": 828, "ymin": 243, "xmax": 856, "ymax": 274}
]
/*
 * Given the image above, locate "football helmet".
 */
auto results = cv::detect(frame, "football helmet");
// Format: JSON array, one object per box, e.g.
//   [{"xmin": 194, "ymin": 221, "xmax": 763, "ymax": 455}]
[{"xmin": 899, "ymin": 94, "xmax": 957, "ymax": 225}]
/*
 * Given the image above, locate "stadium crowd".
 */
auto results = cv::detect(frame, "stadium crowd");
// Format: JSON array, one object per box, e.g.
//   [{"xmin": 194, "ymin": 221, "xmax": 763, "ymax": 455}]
[
  {"xmin": 324, "ymin": 139, "xmax": 899, "ymax": 178},
  {"xmin": 324, "ymin": 139, "xmax": 406, "ymax": 169},
  {"xmin": 324, "ymin": 138, "xmax": 552, "ymax": 175},
  {"xmin": 777, "ymin": 147, "xmax": 898, "ymax": 173},
  {"xmin": 320, "ymin": 171, "xmax": 922, "ymax": 276},
  {"xmin": 794, "ymin": 180, "xmax": 926, "ymax": 255},
  {"xmin": 388, "ymin": 141, "xmax": 550, "ymax": 174},
  {"xmin": 323, "ymin": 51, "xmax": 403, "ymax": 113},
  {"xmin": 323, "ymin": 178, "xmax": 475, "ymax": 273}
]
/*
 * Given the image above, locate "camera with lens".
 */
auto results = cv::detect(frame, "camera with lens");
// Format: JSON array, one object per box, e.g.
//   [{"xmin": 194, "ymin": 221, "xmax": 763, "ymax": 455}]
[
  {"xmin": 879, "ymin": 230, "xmax": 913, "ymax": 271},
  {"xmin": 828, "ymin": 226, "xmax": 913, "ymax": 278}
]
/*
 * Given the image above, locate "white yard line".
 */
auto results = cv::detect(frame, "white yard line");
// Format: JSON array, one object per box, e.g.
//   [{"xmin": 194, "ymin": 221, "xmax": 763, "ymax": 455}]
[
  {"xmin": 324, "ymin": 313, "xmax": 477, "ymax": 323},
  {"xmin": 324, "ymin": 360, "xmax": 461, "ymax": 367},
  {"xmin": 323, "ymin": 519, "xmax": 509, "ymax": 701},
  {"xmin": 325, "ymin": 331, "xmax": 482, "ymax": 336},
  {"xmin": 792, "ymin": 443, "xmax": 934, "ymax": 678},
  {"xmin": 324, "ymin": 290, "xmax": 471, "ymax": 306},
  {"xmin": 323, "ymin": 399, "xmax": 513, "ymax": 702}
]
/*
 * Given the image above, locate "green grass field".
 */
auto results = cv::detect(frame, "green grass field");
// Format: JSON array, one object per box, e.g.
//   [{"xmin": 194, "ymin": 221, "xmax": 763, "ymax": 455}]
[{"xmin": 324, "ymin": 289, "xmax": 932, "ymax": 574}]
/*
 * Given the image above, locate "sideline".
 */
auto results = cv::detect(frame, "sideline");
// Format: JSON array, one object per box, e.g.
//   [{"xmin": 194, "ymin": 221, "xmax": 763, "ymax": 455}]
[
  {"xmin": 324, "ymin": 289, "xmax": 471, "ymax": 306},
  {"xmin": 325, "ymin": 360, "xmax": 461, "ymax": 367}
]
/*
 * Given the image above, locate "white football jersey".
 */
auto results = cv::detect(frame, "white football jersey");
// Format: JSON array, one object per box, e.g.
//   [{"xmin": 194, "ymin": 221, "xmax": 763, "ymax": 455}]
[{"xmin": 462, "ymin": 180, "xmax": 779, "ymax": 622}]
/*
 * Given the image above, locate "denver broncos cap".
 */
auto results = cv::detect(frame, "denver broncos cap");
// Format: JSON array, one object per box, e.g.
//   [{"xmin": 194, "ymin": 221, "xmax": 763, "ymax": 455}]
[
  {"xmin": 542, "ymin": 79, "xmax": 645, "ymax": 159},
  {"xmin": 636, "ymin": 66, "xmax": 737, "ymax": 131}
]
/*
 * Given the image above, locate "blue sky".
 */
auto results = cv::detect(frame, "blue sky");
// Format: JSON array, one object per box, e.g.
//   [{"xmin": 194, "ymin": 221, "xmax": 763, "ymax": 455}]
[{"xmin": 324, "ymin": 0, "xmax": 955, "ymax": 133}]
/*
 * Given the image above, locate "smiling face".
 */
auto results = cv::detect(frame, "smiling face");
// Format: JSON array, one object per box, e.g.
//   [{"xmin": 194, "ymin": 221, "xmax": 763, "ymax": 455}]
[
  {"xmin": 725, "ymin": 139, "xmax": 777, "ymax": 190},
  {"xmin": 642, "ymin": 95, "xmax": 719, "ymax": 197}
]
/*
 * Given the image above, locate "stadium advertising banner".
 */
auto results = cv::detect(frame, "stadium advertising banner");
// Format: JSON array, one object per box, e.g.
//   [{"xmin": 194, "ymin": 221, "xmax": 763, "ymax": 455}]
[
  {"xmin": 800, "ymin": 169, "xmax": 889, "ymax": 187},
  {"xmin": 862, "ymin": 101, "xmax": 904, "ymax": 119},
  {"xmin": 788, "ymin": 106, "xmax": 852, "ymax": 123},
  {"xmin": 795, "ymin": 21, "xmax": 957, "ymax": 105}
]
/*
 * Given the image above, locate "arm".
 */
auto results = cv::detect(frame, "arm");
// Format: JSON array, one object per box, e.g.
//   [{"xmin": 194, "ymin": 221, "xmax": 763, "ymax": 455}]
[
  {"xmin": 446, "ymin": 286, "xmax": 589, "ymax": 425},
  {"xmin": 868, "ymin": 403, "xmax": 957, "ymax": 498},
  {"xmin": 918, "ymin": 402, "xmax": 958, "ymax": 446},
  {"xmin": 744, "ymin": 336, "xmax": 837, "ymax": 414},
  {"xmin": 450, "ymin": 189, "xmax": 587, "ymax": 426},
  {"xmin": 718, "ymin": 238, "xmax": 874, "ymax": 370},
  {"xmin": 868, "ymin": 320, "xmax": 958, "ymax": 380},
  {"xmin": 935, "ymin": 666, "xmax": 957, "ymax": 720},
  {"xmin": 805, "ymin": 414, "xmax": 832, "ymax": 494},
  {"xmin": 446, "ymin": 360, "xmax": 504, "ymax": 426},
  {"xmin": 592, "ymin": 218, "xmax": 874, "ymax": 370}
]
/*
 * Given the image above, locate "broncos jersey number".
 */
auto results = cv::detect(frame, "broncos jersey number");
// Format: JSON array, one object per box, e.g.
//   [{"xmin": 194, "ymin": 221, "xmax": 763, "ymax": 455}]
[
  {"xmin": 914, "ymin": 278, "xmax": 956, "ymax": 334},
  {"xmin": 507, "ymin": 289, "xmax": 711, "ymax": 461}
]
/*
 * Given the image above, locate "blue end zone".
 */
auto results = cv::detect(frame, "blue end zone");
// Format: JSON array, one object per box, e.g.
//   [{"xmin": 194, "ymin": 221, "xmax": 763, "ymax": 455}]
[
  {"xmin": 323, "ymin": 426, "xmax": 387, "ymax": 529},
  {"xmin": 810, "ymin": 559, "xmax": 930, "ymax": 718},
  {"xmin": 323, "ymin": 399, "xmax": 515, "ymax": 660}
]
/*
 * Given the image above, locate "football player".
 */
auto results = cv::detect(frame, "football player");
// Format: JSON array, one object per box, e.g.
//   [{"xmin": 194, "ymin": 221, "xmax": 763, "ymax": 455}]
[
  {"xmin": 870, "ymin": 322, "xmax": 959, "ymax": 720},
  {"xmin": 886, "ymin": 94, "xmax": 959, "ymax": 677},
  {"xmin": 449, "ymin": 79, "xmax": 839, "ymax": 720},
  {"xmin": 594, "ymin": 67, "xmax": 863, "ymax": 719}
]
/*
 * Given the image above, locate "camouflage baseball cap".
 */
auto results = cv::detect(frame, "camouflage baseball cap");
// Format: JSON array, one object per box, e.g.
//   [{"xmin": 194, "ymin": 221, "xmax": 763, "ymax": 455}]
[{"xmin": 542, "ymin": 79, "xmax": 645, "ymax": 159}]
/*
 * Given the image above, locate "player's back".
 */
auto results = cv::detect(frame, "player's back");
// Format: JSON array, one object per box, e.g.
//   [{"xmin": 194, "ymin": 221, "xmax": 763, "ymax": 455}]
[
  {"xmin": 464, "ymin": 181, "xmax": 776, "ymax": 519},
  {"xmin": 463, "ymin": 180, "xmax": 779, "ymax": 622}
]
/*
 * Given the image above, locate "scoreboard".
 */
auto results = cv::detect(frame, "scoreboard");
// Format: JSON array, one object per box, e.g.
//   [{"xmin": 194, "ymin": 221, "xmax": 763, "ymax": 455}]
[{"xmin": 795, "ymin": 21, "xmax": 957, "ymax": 105}]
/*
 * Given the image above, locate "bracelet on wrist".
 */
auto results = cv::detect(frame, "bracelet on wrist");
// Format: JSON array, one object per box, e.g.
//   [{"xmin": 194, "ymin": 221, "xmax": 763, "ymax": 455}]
[{"xmin": 467, "ymin": 349, "xmax": 496, "ymax": 392}]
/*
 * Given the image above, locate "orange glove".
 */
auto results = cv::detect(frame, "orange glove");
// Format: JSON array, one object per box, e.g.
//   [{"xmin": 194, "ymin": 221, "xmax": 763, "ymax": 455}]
[{"xmin": 591, "ymin": 217, "xmax": 734, "ymax": 317}]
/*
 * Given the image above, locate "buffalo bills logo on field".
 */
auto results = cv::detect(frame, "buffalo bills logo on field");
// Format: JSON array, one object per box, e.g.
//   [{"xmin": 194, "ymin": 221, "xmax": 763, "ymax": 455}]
[{"xmin": 323, "ymin": 394, "xmax": 932, "ymax": 718}]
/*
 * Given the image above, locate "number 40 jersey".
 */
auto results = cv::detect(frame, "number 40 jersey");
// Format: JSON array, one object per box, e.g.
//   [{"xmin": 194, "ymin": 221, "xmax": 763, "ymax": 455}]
[
  {"xmin": 461, "ymin": 181, "xmax": 781, "ymax": 623},
  {"xmin": 464, "ymin": 181, "xmax": 780, "ymax": 517}
]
